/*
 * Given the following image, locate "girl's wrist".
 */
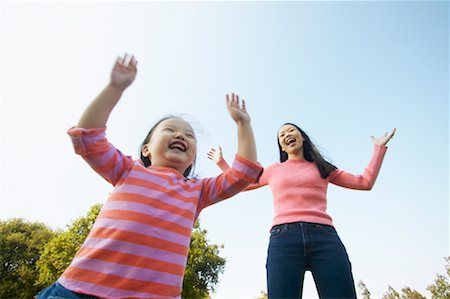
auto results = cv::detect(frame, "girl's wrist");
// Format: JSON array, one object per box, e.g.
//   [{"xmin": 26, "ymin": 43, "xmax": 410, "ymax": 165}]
[
  {"xmin": 235, "ymin": 119, "xmax": 251, "ymax": 127},
  {"xmin": 107, "ymin": 82, "xmax": 127, "ymax": 93}
]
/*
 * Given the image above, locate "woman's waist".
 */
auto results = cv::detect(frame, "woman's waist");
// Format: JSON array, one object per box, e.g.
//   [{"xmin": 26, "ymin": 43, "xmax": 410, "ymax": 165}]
[{"xmin": 271, "ymin": 211, "xmax": 334, "ymax": 230}]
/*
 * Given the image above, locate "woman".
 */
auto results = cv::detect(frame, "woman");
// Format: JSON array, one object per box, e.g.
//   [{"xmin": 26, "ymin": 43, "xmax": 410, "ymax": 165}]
[{"xmin": 208, "ymin": 123, "xmax": 395, "ymax": 298}]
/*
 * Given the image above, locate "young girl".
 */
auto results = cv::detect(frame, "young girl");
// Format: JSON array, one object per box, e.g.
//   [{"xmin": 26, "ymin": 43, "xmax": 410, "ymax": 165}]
[
  {"xmin": 37, "ymin": 54, "xmax": 262, "ymax": 299},
  {"xmin": 208, "ymin": 123, "xmax": 395, "ymax": 299}
]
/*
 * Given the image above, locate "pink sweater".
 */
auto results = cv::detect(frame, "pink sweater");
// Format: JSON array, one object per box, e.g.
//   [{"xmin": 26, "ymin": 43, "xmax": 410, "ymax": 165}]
[
  {"xmin": 61, "ymin": 127, "xmax": 262, "ymax": 298},
  {"xmin": 217, "ymin": 145, "xmax": 387, "ymax": 227}
]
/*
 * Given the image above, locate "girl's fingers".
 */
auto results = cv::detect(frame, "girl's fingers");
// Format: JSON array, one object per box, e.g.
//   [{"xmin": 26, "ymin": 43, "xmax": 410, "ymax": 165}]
[
  {"xmin": 116, "ymin": 53, "xmax": 138, "ymax": 68},
  {"xmin": 130, "ymin": 56, "xmax": 138, "ymax": 67},
  {"xmin": 226, "ymin": 93, "xmax": 245, "ymax": 109}
]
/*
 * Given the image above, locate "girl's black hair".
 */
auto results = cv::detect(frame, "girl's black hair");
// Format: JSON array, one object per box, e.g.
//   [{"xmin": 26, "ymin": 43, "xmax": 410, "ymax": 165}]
[
  {"xmin": 140, "ymin": 116, "xmax": 196, "ymax": 179},
  {"xmin": 277, "ymin": 123, "xmax": 337, "ymax": 178}
]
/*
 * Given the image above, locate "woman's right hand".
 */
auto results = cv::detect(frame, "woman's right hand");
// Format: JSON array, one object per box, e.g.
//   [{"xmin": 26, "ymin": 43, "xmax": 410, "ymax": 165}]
[
  {"xmin": 110, "ymin": 54, "xmax": 138, "ymax": 91},
  {"xmin": 207, "ymin": 146, "xmax": 223, "ymax": 163}
]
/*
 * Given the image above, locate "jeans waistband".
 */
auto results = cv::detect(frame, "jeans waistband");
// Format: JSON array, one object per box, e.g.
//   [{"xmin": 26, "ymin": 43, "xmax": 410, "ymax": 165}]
[{"xmin": 272, "ymin": 221, "xmax": 333, "ymax": 230}]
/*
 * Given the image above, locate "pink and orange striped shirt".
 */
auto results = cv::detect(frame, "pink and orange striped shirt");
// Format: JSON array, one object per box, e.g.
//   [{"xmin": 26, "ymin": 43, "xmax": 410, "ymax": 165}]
[{"xmin": 60, "ymin": 127, "xmax": 262, "ymax": 298}]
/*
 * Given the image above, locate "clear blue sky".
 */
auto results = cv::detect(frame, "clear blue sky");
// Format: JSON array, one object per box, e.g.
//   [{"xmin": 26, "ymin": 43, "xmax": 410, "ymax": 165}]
[{"xmin": 1, "ymin": 1, "xmax": 448, "ymax": 298}]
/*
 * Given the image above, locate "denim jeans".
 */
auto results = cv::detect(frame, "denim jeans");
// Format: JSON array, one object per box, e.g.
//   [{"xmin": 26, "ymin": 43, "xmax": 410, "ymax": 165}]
[
  {"xmin": 37, "ymin": 282, "xmax": 99, "ymax": 299},
  {"xmin": 266, "ymin": 221, "xmax": 357, "ymax": 299}
]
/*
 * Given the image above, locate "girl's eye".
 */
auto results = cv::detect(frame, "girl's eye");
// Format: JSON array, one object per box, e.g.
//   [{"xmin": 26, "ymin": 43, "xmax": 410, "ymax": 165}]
[
  {"xmin": 186, "ymin": 134, "xmax": 194, "ymax": 139},
  {"xmin": 164, "ymin": 128, "xmax": 175, "ymax": 132}
]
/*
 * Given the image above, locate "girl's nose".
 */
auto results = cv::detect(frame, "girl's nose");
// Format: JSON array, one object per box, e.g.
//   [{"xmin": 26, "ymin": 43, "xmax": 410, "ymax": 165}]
[{"xmin": 174, "ymin": 132, "xmax": 185, "ymax": 140}]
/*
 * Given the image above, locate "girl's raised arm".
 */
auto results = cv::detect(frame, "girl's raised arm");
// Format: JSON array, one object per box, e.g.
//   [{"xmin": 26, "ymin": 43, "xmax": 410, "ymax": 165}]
[
  {"xmin": 78, "ymin": 54, "xmax": 138, "ymax": 128},
  {"xmin": 226, "ymin": 93, "xmax": 257, "ymax": 162}
]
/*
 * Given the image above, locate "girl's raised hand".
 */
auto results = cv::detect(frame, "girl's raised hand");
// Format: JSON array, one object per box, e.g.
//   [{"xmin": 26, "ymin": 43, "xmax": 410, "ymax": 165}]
[
  {"xmin": 226, "ymin": 93, "xmax": 250, "ymax": 124},
  {"xmin": 207, "ymin": 146, "xmax": 223, "ymax": 163},
  {"xmin": 371, "ymin": 128, "xmax": 396, "ymax": 146},
  {"xmin": 110, "ymin": 54, "xmax": 138, "ymax": 91}
]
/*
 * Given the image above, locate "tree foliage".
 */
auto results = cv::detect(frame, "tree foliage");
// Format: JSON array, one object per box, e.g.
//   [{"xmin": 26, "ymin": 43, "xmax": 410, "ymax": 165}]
[
  {"xmin": 358, "ymin": 257, "xmax": 450, "ymax": 299},
  {"xmin": 255, "ymin": 290, "xmax": 268, "ymax": 299},
  {"xmin": 427, "ymin": 257, "xmax": 450, "ymax": 299},
  {"xmin": 36, "ymin": 203, "xmax": 102, "ymax": 286},
  {"xmin": 182, "ymin": 220, "xmax": 226, "ymax": 298},
  {"xmin": 381, "ymin": 286, "xmax": 426, "ymax": 299},
  {"xmin": 0, "ymin": 218, "xmax": 55, "ymax": 299},
  {"xmin": 358, "ymin": 280, "xmax": 372, "ymax": 299}
]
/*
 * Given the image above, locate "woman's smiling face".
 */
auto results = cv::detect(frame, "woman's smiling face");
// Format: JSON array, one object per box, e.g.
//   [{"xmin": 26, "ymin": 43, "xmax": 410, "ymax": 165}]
[{"xmin": 278, "ymin": 124, "xmax": 304, "ymax": 157}]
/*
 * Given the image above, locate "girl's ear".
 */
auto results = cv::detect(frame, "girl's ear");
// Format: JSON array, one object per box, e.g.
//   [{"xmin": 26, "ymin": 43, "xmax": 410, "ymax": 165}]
[{"xmin": 141, "ymin": 144, "xmax": 151, "ymax": 158}]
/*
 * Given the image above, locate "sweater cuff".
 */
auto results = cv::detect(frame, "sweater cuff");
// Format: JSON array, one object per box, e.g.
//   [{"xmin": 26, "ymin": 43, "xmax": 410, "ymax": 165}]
[
  {"xmin": 67, "ymin": 126, "xmax": 107, "ymax": 155},
  {"xmin": 232, "ymin": 154, "xmax": 263, "ymax": 183}
]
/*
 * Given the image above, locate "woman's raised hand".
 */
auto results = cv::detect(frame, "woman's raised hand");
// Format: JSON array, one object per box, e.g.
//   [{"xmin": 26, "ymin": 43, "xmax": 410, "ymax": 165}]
[
  {"xmin": 207, "ymin": 146, "xmax": 223, "ymax": 163},
  {"xmin": 371, "ymin": 128, "xmax": 396, "ymax": 146}
]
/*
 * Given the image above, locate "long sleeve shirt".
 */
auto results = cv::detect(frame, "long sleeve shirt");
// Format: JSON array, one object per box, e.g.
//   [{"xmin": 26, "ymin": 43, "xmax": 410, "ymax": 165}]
[
  {"xmin": 60, "ymin": 127, "xmax": 262, "ymax": 299},
  {"xmin": 217, "ymin": 145, "xmax": 387, "ymax": 228}
]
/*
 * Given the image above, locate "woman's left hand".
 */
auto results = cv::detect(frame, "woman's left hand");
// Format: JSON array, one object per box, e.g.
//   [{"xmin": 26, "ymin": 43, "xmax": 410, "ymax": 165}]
[{"xmin": 371, "ymin": 128, "xmax": 396, "ymax": 146}]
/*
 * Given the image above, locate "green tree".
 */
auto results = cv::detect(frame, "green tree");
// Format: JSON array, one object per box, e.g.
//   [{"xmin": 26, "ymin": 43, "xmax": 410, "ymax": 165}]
[
  {"xmin": 383, "ymin": 286, "xmax": 401, "ymax": 299},
  {"xmin": 400, "ymin": 287, "xmax": 427, "ymax": 299},
  {"xmin": 427, "ymin": 257, "xmax": 450, "ymax": 299},
  {"xmin": 382, "ymin": 285, "xmax": 426, "ymax": 299},
  {"xmin": 0, "ymin": 218, "xmax": 55, "ymax": 299},
  {"xmin": 358, "ymin": 280, "xmax": 372, "ymax": 299},
  {"xmin": 182, "ymin": 220, "xmax": 226, "ymax": 299},
  {"xmin": 36, "ymin": 203, "xmax": 102, "ymax": 286},
  {"xmin": 255, "ymin": 290, "xmax": 268, "ymax": 299}
]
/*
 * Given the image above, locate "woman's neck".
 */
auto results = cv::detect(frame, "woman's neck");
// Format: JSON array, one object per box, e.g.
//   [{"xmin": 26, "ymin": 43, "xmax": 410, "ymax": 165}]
[{"xmin": 287, "ymin": 151, "xmax": 305, "ymax": 160}]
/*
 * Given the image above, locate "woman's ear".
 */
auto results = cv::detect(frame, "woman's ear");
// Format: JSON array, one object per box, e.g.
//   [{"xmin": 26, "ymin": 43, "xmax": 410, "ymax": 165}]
[{"xmin": 141, "ymin": 144, "xmax": 151, "ymax": 158}]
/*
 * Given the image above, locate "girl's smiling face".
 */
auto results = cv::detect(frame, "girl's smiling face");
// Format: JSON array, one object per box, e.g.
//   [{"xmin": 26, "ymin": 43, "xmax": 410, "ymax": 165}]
[
  {"xmin": 278, "ymin": 124, "xmax": 304, "ymax": 158},
  {"xmin": 141, "ymin": 118, "xmax": 197, "ymax": 175}
]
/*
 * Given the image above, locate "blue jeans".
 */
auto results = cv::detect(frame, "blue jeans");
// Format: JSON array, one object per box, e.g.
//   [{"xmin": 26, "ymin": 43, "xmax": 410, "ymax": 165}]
[
  {"xmin": 37, "ymin": 282, "xmax": 99, "ymax": 299},
  {"xmin": 266, "ymin": 222, "xmax": 357, "ymax": 299}
]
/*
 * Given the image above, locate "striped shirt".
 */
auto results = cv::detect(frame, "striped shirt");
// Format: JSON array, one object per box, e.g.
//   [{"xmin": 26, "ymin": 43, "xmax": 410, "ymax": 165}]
[{"xmin": 60, "ymin": 127, "xmax": 262, "ymax": 299}]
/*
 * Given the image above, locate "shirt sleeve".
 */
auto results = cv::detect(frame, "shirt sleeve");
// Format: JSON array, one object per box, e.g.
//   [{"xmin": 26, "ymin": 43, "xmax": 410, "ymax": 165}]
[
  {"xmin": 216, "ymin": 158, "xmax": 271, "ymax": 191},
  {"xmin": 217, "ymin": 158, "xmax": 231, "ymax": 171},
  {"xmin": 329, "ymin": 145, "xmax": 388, "ymax": 190},
  {"xmin": 67, "ymin": 127, "xmax": 134, "ymax": 186},
  {"xmin": 197, "ymin": 155, "xmax": 263, "ymax": 212}
]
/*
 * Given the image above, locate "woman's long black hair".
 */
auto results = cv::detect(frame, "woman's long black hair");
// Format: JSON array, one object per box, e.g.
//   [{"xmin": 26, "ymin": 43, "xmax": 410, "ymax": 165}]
[
  {"xmin": 277, "ymin": 123, "xmax": 337, "ymax": 178},
  {"xmin": 140, "ymin": 116, "xmax": 196, "ymax": 179}
]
